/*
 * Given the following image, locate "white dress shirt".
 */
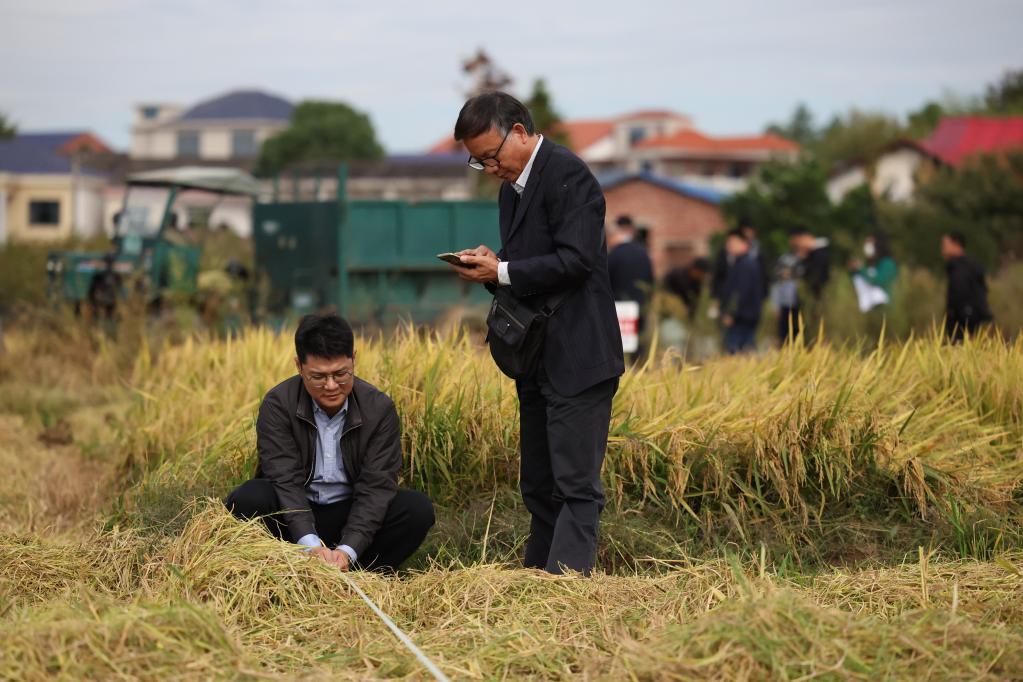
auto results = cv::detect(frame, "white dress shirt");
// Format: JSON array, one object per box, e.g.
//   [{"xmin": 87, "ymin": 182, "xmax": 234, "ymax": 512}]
[{"xmin": 497, "ymin": 135, "xmax": 543, "ymax": 286}]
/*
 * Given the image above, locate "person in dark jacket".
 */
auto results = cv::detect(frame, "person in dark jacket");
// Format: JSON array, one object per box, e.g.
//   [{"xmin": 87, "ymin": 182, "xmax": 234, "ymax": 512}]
[
  {"xmin": 607, "ymin": 215, "xmax": 654, "ymax": 307},
  {"xmin": 710, "ymin": 224, "xmax": 769, "ymax": 311},
  {"xmin": 788, "ymin": 227, "xmax": 831, "ymax": 344},
  {"xmin": 663, "ymin": 257, "xmax": 710, "ymax": 320},
  {"xmin": 224, "ymin": 313, "xmax": 435, "ymax": 572},
  {"xmin": 720, "ymin": 229, "xmax": 767, "ymax": 354},
  {"xmin": 942, "ymin": 231, "xmax": 993, "ymax": 343}
]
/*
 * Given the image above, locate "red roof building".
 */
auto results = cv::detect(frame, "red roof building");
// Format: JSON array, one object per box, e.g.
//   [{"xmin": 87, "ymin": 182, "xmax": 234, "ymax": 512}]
[{"xmin": 919, "ymin": 116, "xmax": 1023, "ymax": 166}]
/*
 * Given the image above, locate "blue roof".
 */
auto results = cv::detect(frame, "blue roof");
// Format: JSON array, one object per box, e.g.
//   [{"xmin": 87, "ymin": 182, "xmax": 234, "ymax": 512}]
[
  {"xmin": 385, "ymin": 152, "xmax": 466, "ymax": 166},
  {"xmin": 598, "ymin": 170, "xmax": 727, "ymax": 204},
  {"xmin": 0, "ymin": 132, "xmax": 103, "ymax": 175},
  {"xmin": 180, "ymin": 90, "xmax": 293, "ymax": 121}
]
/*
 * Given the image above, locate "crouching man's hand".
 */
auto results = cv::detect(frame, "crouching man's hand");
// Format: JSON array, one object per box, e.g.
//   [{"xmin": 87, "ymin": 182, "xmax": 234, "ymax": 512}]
[{"xmin": 309, "ymin": 546, "xmax": 351, "ymax": 571}]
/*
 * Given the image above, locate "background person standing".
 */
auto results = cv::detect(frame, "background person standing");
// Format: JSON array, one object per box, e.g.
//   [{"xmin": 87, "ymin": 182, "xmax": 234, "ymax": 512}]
[
  {"xmin": 719, "ymin": 229, "xmax": 767, "ymax": 354},
  {"xmin": 942, "ymin": 230, "xmax": 993, "ymax": 343}
]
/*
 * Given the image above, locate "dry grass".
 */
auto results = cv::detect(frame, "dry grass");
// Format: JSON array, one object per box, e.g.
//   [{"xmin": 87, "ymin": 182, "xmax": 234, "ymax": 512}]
[
  {"xmin": 2, "ymin": 322, "xmax": 1022, "ymax": 679},
  {"xmin": 2, "ymin": 502, "xmax": 1022, "ymax": 679}
]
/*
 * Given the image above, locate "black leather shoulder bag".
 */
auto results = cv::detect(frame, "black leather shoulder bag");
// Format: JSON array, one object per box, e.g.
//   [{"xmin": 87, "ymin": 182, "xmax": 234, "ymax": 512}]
[{"xmin": 485, "ymin": 286, "xmax": 570, "ymax": 380}]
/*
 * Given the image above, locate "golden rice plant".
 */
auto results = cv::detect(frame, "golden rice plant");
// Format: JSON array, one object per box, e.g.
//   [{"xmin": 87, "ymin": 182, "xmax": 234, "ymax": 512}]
[{"xmin": 115, "ymin": 325, "xmax": 1022, "ymax": 545}]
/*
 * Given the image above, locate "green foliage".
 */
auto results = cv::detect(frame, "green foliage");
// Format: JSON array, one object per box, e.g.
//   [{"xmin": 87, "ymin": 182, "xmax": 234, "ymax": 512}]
[
  {"xmin": 765, "ymin": 102, "xmax": 818, "ymax": 147},
  {"xmin": 881, "ymin": 151, "xmax": 1023, "ymax": 271},
  {"xmin": 722, "ymin": 156, "xmax": 877, "ymax": 262},
  {"xmin": 0, "ymin": 112, "xmax": 15, "ymax": 140},
  {"xmin": 525, "ymin": 78, "xmax": 569, "ymax": 147},
  {"xmin": 984, "ymin": 68, "xmax": 1023, "ymax": 114},
  {"xmin": 906, "ymin": 101, "xmax": 946, "ymax": 139},
  {"xmin": 814, "ymin": 109, "xmax": 904, "ymax": 170},
  {"xmin": 256, "ymin": 100, "xmax": 383, "ymax": 175}
]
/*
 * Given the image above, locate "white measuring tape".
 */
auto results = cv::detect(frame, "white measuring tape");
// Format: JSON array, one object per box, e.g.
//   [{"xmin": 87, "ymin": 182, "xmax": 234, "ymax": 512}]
[{"xmin": 339, "ymin": 571, "xmax": 452, "ymax": 682}]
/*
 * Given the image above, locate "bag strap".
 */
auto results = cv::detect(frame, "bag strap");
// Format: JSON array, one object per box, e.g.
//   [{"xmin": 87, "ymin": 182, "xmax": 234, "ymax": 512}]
[{"xmin": 539, "ymin": 288, "xmax": 571, "ymax": 318}]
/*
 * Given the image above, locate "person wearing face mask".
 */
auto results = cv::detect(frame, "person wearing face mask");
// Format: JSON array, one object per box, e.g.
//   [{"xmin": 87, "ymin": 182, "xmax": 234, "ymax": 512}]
[{"xmin": 848, "ymin": 232, "xmax": 898, "ymax": 313}]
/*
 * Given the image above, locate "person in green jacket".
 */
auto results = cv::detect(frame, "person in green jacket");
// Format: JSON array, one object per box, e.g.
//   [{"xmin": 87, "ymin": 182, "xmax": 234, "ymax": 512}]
[{"xmin": 849, "ymin": 232, "xmax": 898, "ymax": 341}]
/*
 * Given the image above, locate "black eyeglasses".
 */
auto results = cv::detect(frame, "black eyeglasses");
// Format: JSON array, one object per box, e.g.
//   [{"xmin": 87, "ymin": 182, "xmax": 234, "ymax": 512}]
[
  {"xmin": 303, "ymin": 368, "xmax": 353, "ymax": 388},
  {"xmin": 467, "ymin": 129, "xmax": 511, "ymax": 171}
]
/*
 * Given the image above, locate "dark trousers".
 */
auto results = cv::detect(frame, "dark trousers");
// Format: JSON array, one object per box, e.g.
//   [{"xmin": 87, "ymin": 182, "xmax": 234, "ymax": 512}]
[
  {"xmin": 778, "ymin": 306, "xmax": 800, "ymax": 345},
  {"xmin": 516, "ymin": 365, "xmax": 618, "ymax": 576},
  {"xmin": 223, "ymin": 479, "xmax": 434, "ymax": 572},
  {"xmin": 724, "ymin": 319, "xmax": 758, "ymax": 354}
]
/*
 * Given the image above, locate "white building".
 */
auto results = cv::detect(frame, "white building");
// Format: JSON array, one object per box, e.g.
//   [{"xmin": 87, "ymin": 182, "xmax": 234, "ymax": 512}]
[
  {"xmin": 429, "ymin": 109, "xmax": 800, "ymax": 194},
  {"xmin": 130, "ymin": 89, "xmax": 292, "ymax": 161}
]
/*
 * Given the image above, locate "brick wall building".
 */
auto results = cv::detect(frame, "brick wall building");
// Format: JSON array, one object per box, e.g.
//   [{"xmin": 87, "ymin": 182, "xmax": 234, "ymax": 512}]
[{"xmin": 600, "ymin": 172, "xmax": 727, "ymax": 276}]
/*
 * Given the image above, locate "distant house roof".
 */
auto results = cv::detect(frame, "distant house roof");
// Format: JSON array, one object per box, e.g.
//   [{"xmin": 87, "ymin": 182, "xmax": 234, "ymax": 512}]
[
  {"xmin": 0, "ymin": 131, "xmax": 112, "ymax": 175},
  {"xmin": 618, "ymin": 109, "xmax": 686, "ymax": 121},
  {"xmin": 427, "ymin": 136, "xmax": 461, "ymax": 155},
  {"xmin": 598, "ymin": 170, "xmax": 726, "ymax": 205},
  {"xmin": 919, "ymin": 116, "xmax": 1023, "ymax": 166},
  {"xmin": 635, "ymin": 130, "xmax": 799, "ymax": 154},
  {"xmin": 179, "ymin": 90, "xmax": 293, "ymax": 121},
  {"xmin": 558, "ymin": 119, "xmax": 616, "ymax": 151}
]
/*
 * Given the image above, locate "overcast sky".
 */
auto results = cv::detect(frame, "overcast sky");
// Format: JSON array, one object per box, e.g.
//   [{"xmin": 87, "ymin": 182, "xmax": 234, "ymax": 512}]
[{"xmin": 1, "ymin": 0, "xmax": 1021, "ymax": 153}]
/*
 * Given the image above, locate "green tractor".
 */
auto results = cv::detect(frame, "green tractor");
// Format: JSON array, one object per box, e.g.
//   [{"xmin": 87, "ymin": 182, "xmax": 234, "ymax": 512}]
[{"xmin": 46, "ymin": 167, "xmax": 262, "ymax": 316}]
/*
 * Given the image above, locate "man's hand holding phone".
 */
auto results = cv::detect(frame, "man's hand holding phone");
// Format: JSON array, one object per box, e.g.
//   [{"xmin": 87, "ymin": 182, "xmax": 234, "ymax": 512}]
[{"xmin": 440, "ymin": 245, "xmax": 499, "ymax": 284}]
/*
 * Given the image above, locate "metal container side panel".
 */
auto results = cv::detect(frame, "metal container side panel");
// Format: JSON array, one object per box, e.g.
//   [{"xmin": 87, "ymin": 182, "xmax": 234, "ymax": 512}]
[
  {"xmin": 339, "ymin": 199, "xmax": 499, "ymax": 321},
  {"xmin": 253, "ymin": 201, "xmax": 340, "ymax": 313}
]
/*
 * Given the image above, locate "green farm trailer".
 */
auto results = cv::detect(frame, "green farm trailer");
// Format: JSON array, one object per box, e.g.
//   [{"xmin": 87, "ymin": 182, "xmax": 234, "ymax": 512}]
[
  {"xmin": 253, "ymin": 165, "xmax": 500, "ymax": 324},
  {"xmin": 46, "ymin": 167, "xmax": 261, "ymax": 309}
]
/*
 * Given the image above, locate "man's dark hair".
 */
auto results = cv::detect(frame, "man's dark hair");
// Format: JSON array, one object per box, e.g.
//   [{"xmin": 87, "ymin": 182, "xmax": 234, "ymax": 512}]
[
  {"xmin": 454, "ymin": 91, "xmax": 535, "ymax": 141},
  {"xmin": 691, "ymin": 257, "xmax": 711, "ymax": 272},
  {"xmin": 788, "ymin": 227, "xmax": 811, "ymax": 237},
  {"xmin": 615, "ymin": 215, "xmax": 635, "ymax": 228},
  {"xmin": 944, "ymin": 230, "xmax": 967, "ymax": 249},
  {"xmin": 726, "ymin": 228, "xmax": 748, "ymax": 242},
  {"xmin": 295, "ymin": 313, "xmax": 354, "ymax": 363}
]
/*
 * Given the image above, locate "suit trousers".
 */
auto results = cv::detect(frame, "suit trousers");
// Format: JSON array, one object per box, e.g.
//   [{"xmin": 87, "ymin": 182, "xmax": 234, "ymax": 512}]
[
  {"xmin": 223, "ymin": 479, "xmax": 434, "ymax": 572},
  {"xmin": 516, "ymin": 364, "xmax": 618, "ymax": 575}
]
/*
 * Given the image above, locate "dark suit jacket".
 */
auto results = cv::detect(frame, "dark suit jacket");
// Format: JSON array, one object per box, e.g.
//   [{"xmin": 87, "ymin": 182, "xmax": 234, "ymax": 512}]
[
  {"xmin": 496, "ymin": 140, "xmax": 624, "ymax": 396},
  {"xmin": 607, "ymin": 240, "xmax": 654, "ymax": 306},
  {"xmin": 254, "ymin": 375, "xmax": 402, "ymax": 555}
]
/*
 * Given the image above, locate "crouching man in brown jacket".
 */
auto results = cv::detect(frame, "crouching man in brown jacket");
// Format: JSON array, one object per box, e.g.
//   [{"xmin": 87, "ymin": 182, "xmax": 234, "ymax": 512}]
[{"xmin": 225, "ymin": 313, "xmax": 434, "ymax": 572}]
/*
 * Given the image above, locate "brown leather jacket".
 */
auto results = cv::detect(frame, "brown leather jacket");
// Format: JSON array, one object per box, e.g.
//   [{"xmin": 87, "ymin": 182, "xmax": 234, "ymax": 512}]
[{"xmin": 254, "ymin": 374, "xmax": 402, "ymax": 555}]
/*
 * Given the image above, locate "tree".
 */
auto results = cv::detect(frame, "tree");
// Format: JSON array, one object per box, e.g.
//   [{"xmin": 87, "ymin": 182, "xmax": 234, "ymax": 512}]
[
  {"xmin": 722, "ymin": 157, "xmax": 836, "ymax": 258},
  {"xmin": 256, "ymin": 101, "xmax": 383, "ymax": 175},
  {"xmin": 0, "ymin": 112, "xmax": 15, "ymax": 140},
  {"xmin": 905, "ymin": 101, "xmax": 945, "ymax": 139},
  {"xmin": 813, "ymin": 109, "xmax": 904, "ymax": 170},
  {"xmin": 462, "ymin": 49, "xmax": 513, "ymax": 97},
  {"xmin": 881, "ymin": 151, "xmax": 1023, "ymax": 271},
  {"xmin": 765, "ymin": 103, "xmax": 818, "ymax": 147},
  {"xmin": 525, "ymin": 79, "xmax": 569, "ymax": 146},
  {"xmin": 984, "ymin": 68, "xmax": 1023, "ymax": 114}
]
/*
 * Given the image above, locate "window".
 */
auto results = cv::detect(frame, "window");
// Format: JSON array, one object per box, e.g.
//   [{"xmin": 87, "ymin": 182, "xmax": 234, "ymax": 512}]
[
  {"xmin": 729, "ymin": 162, "xmax": 747, "ymax": 178},
  {"xmin": 628, "ymin": 127, "xmax": 647, "ymax": 145},
  {"xmin": 29, "ymin": 200, "xmax": 61, "ymax": 226},
  {"xmin": 177, "ymin": 130, "xmax": 200, "ymax": 157},
  {"xmin": 640, "ymin": 160, "xmax": 654, "ymax": 173},
  {"xmin": 142, "ymin": 106, "xmax": 160, "ymax": 120},
  {"xmin": 232, "ymin": 130, "xmax": 258, "ymax": 158}
]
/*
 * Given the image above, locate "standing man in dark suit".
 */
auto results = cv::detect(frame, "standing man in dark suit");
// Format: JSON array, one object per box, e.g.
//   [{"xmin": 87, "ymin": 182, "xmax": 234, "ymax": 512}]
[
  {"xmin": 607, "ymin": 215, "xmax": 654, "ymax": 306},
  {"xmin": 941, "ymin": 230, "xmax": 993, "ymax": 343},
  {"xmin": 607, "ymin": 215, "xmax": 655, "ymax": 344},
  {"xmin": 446, "ymin": 92, "xmax": 624, "ymax": 576}
]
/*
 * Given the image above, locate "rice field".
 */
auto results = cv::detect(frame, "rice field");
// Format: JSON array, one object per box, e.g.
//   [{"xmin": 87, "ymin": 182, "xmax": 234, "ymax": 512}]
[{"xmin": 1, "ymin": 322, "xmax": 1022, "ymax": 680}]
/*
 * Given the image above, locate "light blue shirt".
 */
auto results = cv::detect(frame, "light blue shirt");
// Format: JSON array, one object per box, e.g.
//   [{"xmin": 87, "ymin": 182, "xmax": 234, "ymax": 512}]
[{"xmin": 296, "ymin": 398, "xmax": 357, "ymax": 562}]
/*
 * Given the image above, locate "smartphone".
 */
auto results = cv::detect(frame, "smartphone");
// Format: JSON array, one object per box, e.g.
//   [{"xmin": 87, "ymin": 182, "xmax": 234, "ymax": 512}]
[{"xmin": 437, "ymin": 252, "xmax": 476, "ymax": 268}]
